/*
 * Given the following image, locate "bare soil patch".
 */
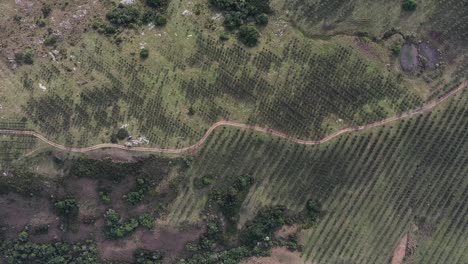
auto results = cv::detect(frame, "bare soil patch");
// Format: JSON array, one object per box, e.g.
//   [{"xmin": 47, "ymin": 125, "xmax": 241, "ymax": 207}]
[
  {"xmin": 274, "ymin": 224, "xmax": 299, "ymax": 239},
  {"xmin": 391, "ymin": 233, "xmax": 408, "ymax": 264},
  {"xmin": 240, "ymin": 247, "xmax": 311, "ymax": 264}
]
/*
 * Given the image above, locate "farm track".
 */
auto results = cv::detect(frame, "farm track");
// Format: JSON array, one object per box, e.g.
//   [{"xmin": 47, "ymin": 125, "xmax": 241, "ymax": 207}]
[{"xmin": 0, "ymin": 81, "xmax": 466, "ymax": 155}]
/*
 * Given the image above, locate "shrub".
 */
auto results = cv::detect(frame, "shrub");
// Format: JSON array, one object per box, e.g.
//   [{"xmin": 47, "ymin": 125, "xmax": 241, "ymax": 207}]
[
  {"xmin": 41, "ymin": 5, "xmax": 52, "ymax": 17},
  {"xmin": 240, "ymin": 206, "xmax": 286, "ymax": 246},
  {"xmin": 238, "ymin": 25, "xmax": 259, "ymax": 47},
  {"xmin": 54, "ymin": 198, "xmax": 79, "ymax": 217},
  {"xmin": 22, "ymin": 49, "xmax": 34, "ymax": 64},
  {"xmin": 146, "ymin": 0, "xmax": 168, "ymax": 9},
  {"xmin": 106, "ymin": 6, "xmax": 141, "ymax": 26},
  {"xmin": 194, "ymin": 175, "xmax": 215, "ymax": 189},
  {"xmin": 105, "ymin": 209, "xmax": 120, "ymax": 225},
  {"xmin": 140, "ymin": 48, "xmax": 149, "ymax": 59},
  {"xmin": 219, "ymin": 32, "xmax": 230, "ymax": 41},
  {"xmin": 126, "ymin": 190, "xmax": 144, "ymax": 204},
  {"xmin": 134, "ymin": 249, "xmax": 163, "ymax": 264},
  {"xmin": 391, "ymin": 44, "xmax": 401, "ymax": 55},
  {"xmin": 402, "ymin": 0, "xmax": 417, "ymax": 11},
  {"xmin": 306, "ymin": 199, "xmax": 322, "ymax": 223},
  {"xmin": 92, "ymin": 21, "xmax": 117, "ymax": 35},
  {"xmin": 154, "ymin": 15, "xmax": 167, "ymax": 26},
  {"xmin": 117, "ymin": 128, "xmax": 129, "ymax": 140},
  {"xmin": 224, "ymin": 12, "xmax": 244, "ymax": 30},
  {"xmin": 138, "ymin": 214, "xmax": 155, "ymax": 229},
  {"xmin": 99, "ymin": 191, "xmax": 111, "ymax": 204},
  {"xmin": 44, "ymin": 35, "xmax": 59, "ymax": 46},
  {"xmin": 36, "ymin": 19, "xmax": 46, "ymax": 27},
  {"xmin": 255, "ymin": 13, "xmax": 268, "ymax": 25}
]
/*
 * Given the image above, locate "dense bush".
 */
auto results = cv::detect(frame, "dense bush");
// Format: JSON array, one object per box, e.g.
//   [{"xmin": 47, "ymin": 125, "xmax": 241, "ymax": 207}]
[
  {"xmin": 125, "ymin": 178, "xmax": 150, "ymax": 205},
  {"xmin": 146, "ymin": 0, "xmax": 169, "ymax": 9},
  {"xmin": 140, "ymin": 48, "xmax": 150, "ymax": 59},
  {"xmin": 224, "ymin": 12, "xmax": 244, "ymax": 30},
  {"xmin": 212, "ymin": 174, "xmax": 253, "ymax": 225},
  {"xmin": 92, "ymin": 20, "xmax": 117, "ymax": 35},
  {"xmin": 391, "ymin": 44, "xmax": 401, "ymax": 55},
  {"xmin": 402, "ymin": 0, "xmax": 417, "ymax": 11},
  {"xmin": 209, "ymin": 0, "xmax": 270, "ymax": 45},
  {"xmin": 154, "ymin": 15, "xmax": 167, "ymax": 26},
  {"xmin": 54, "ymin": 198, "xmax": 79, "ymax": 218},
  {"xmin": 306, "ymin": 199, "xmax": 322, "ymax": 222},
  {"xmin": 104, "ymin": 209, "xmax": 140, "ymax": 239},
  {"xmin": 134, "ymin": 249, "xmax": 163, "ymax": 264},
  {"xmin": 256, "ymin": 13, "xmax": 269, "ymax": 25},
  {"xmin": 117, "ymin": 127, "xmax": 130, "ymax": 140},
  {"xmin": 138, "ymin": 213, "xmax": 155, "ymax": 229},
  {"xmin": 0, "ymin": 232, "xmax": 99, "ymax": 263},
  {"xmin": 240, "ymin": 206, "xmax": 286, "ymax": 246},
  {"xmin": 106, "ymin": 6, "xmax": 141, "ymax": 26},
  {"xmin": 69, "ymin": 157, "xmax": 141, "ymax": 182},
  {"xmin": 0, "ymin": 169, "xmax": 42, "ymax": 196},
  {"xmin": 15, "ymin": 48, "xmax": 35, "ymax": 65},
  {"xmin": 238, "ymin": 25, "xmax": 259, "ymax": 47}
]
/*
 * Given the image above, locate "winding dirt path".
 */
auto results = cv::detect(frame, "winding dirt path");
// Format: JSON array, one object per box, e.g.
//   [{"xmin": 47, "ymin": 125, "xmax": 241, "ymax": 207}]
[{"xmin": 1, "ymin": 81, "xmax": 466, "ymax": 154}]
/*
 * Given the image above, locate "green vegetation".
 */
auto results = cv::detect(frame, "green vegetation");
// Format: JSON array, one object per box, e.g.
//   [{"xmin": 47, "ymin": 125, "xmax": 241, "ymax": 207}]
[
  {"xmin": 116, "ymin": 128, "xmax": 130, "ymax": 140},
  {"xmin": 106, "ymin": 6, "xmax": 141, "ymax": 27},
  {"xmin": 140, "ymin": 48, "xmax": 150, "ymax": 59},
  {"xmin": 99, "ymin": 191, "xmax": 111, "ymax": 204},
  {"xmin": 238, "ymin": 25, "xmax": 260, "ymax": 47},
  {"xmin": 255, "ymin": 13, "xmax": 269, "ymax": 25},
  {"xmin": 194, "ymin": 175, "xmax": 215, "ymax": 189},
  {"xmin": 210, "ymin": 0, "xmax": 270, "ymax": 45},
  {"xmin": 104, "ymin": 208, "xmax": 139, "ymax": 239},
  {"xmin": 210, "ymin": 174, "xmax": 253, "ymax": 226},
  {"xmin": 240, "ymin": 206, "xmax": 286, "ymax": 246},
  {"xmin": 54, "ymin": 198, "xmax": 79, "ymax": 217},
  {"xmin": 138, "ymin": 213, "xmax": 155, "ymax": 230},
  {"xmin": 41, "ymin": 4, "xmax": 52, "ymax": 18},
  {"xmin": 134, "ymin": 249, "xmax": 163, "ymax": 264},
  {"xmin": 402, "ymin": 0, "xmax": 417, "ymax": 11},
  {"xmin": 14, "ymin": 48, "xmax": 34, "ymax": 65},
  {"xmin": 391, "ymin": 44, "xmax": 402, "ymax": 55},
  {"xmin": 125, "ymin": 178, "xmax": 151, "ymax": 205},
  {"xmin": 43, "ymin": 35, "xmax": 59, "ymax": 46},
  {"xmin": 0, "ymin": 232, "xmax": 98, "ymax": 263},
  {"xmin": 146, "ymin": 0, "xmax": 168, "ymax": 9}
]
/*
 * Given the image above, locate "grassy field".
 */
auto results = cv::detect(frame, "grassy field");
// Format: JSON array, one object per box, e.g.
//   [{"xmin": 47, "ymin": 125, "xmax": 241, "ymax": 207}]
[{"xmin": 3, "ymin": 0, "xmax": 463, "ymax": 150}]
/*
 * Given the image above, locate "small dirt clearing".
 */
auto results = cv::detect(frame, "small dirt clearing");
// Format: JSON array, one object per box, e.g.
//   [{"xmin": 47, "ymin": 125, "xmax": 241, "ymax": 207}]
[
  {"xmin": 391, "ymin": 233, "xmax": 408, "ymax": 264},
  {"xmin": 240, "ymin": 247, "xmax": 311, "ymax": 264}
]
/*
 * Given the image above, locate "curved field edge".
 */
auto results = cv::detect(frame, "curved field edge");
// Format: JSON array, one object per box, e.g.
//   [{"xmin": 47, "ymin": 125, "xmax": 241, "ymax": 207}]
[
  {"xmin": 164, "ymin": 89, "xmax": 468, "ymax": 263},
  {"xmin": 0, "ymin": 80, "xmax": 466, "ymax": 154}
]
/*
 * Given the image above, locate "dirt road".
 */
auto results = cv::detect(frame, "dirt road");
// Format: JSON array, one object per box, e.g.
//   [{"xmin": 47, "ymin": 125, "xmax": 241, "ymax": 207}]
[{"xmin": 0, "ymin": 81, "xmax": 466, "ymax": 154}]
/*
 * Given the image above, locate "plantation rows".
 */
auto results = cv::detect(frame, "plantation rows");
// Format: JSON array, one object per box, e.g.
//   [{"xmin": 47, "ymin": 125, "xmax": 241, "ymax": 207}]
[
  {"xmin": 18, "ymin": 32, "xmax": 447, "ymax": 148},
  {"xmin": 189, "ymin": 35, "xmax": 422, "ymax": 138},
  {"xmin": 166, "ymin": 90, "xmax": 467, "ymax": 263},
  {"xmin": 431, "ymin": 0, "xmax": 468, "ymax": 43},
  {"xmin": 0, "ymin": 121, "xmax": 36, "ymax": 168}
]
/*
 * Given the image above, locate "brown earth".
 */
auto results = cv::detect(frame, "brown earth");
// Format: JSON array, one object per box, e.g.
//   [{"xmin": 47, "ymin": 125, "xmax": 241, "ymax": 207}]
[
  {"xmin": 240, "ymin": 247, "xmax": 312, "ymax": 264},
  {"xmin": 0, "ymin": 0, "xmax": 107, "ymax": 68},
  {"xmin": 274, "ymin": 224, "xmax": 299, "ymax": 239},
  {"xmin": 391, "ymin": 233, "xmax": 408, "ymax": 264}
]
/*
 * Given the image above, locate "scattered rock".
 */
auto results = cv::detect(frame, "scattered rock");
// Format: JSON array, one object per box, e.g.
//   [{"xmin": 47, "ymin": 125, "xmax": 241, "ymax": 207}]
[{"xmin": 182, "ymin": 10, "xmax": 193, "ymax": 16}]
